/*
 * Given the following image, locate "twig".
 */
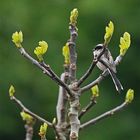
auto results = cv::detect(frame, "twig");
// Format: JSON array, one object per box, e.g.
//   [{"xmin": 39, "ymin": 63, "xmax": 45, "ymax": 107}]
[
  {"xmin": 77, "ymin": 47, "xmax": 105, "ymax": 86},
  {"xmin": 78, "ymin": 97, "xmax": 97, "ymax": 120},
  {"xmin": 52, "ymin": 123, "xmax": 62, "ymax": 140},
  {"xmin": 18, "ymin": 47, "xmax": 72, "ymax": 97},
  {"xmin": 19, "ymin": 47, "xmax": 52, "ymax": 77},
  {"xmin": 115, "ymin": 55, "xmax": 123, "ymax": 66},
  {"xmin": 81, "ymin": 70, "xmax": 107, "ymax": 93},
  {"xmin": 10, "ymin": 96, "xmax": 52, "ymax": 127},
  {"xmin": 80, "ymin": 102, "xmax": 128, "ymax": 130}
]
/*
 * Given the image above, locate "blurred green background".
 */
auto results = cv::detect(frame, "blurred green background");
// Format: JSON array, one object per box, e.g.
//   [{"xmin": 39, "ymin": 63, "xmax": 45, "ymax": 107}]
[{"xmin": 0, "ymin": 0, "xmax": 139, "ymax": 139}]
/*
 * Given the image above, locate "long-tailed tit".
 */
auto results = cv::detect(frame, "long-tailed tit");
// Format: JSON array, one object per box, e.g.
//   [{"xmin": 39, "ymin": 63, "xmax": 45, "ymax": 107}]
[{"xmin": 93, "ymin": 44, "xmax": 123, "ymax": 93}]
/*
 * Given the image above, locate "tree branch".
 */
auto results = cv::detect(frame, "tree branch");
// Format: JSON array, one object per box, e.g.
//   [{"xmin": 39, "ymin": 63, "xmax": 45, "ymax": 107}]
[
  {"xmin": 80, "ymin": 102, "xmax": 128, "ymax": 130},
  {"xmin": 68, "ymin": 24, "xmax": 80, "ymax": 140},
  {"xmin": 56, "ymin": 73, "xmax": 69, "ymax": 140},
  {"xmin": 115, "ymin": 55, "xmax": 123, "ymax": 66},
  {"xmin": 56, "ymin": 73, "xmax": 69, "ymax": 126},
  {"xmin": 68, "ymin": 24, "xmax": 78, "ymax": 82},
  {"xmin": 18, "ymin": 47, "xmax": 72, "ymax": 97},
  {"xmin": 80, "ymin": 70, "xmax": 107, "ymax": 93},
  {"xmin": 69, "ymin": 93, "xmax": 80, "ymax": 140},
  {"xmin": 77, "ymin": 47, "xmax": 105, "ymax": 86},
  {"xmin": 78, "ymin": 97, "xmax": 97, "ymax": 120},
  {"xmin": 10, "ymin": 96, "xmax": 52, "ymax": 127}
]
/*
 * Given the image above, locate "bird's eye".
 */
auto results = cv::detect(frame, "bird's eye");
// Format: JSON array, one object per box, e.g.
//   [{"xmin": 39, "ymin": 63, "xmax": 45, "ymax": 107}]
[{"xmin": 94, "ymin": 54, "xmax": 98, "ymax": 58}]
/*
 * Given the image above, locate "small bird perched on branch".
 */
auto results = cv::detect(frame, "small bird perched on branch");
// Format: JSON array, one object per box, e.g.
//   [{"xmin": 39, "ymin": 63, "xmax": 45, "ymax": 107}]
[{"xmin": 93, "ymin": 44, "xmax": 123, "ymax": 93}]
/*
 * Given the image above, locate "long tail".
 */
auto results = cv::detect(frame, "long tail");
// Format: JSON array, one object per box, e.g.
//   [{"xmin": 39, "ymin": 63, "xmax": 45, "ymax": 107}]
[{"xmin": 107, "ymin": 68, "xmax": 123, "ymax": 93}]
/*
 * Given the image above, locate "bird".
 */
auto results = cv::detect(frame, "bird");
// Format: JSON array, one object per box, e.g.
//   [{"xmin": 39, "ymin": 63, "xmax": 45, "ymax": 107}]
[{"xmin": 93, "ymin": 44, "xmax": 123, "ymax": 93}]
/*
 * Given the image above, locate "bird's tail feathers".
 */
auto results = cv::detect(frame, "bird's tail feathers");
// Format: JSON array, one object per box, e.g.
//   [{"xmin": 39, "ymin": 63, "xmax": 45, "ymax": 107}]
[{"xmin": 107, "ymin": 68, "xmax": 123, "ymax": 93}]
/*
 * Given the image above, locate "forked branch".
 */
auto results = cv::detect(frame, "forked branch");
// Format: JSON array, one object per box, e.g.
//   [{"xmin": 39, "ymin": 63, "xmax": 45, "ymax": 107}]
[
  {"xmin": 18, "ymin": 47, "xmax": 72, "ymax": 97},
  {"xmin": 79, "ymin": 97, "xmax": 97, "ymax": 120}
]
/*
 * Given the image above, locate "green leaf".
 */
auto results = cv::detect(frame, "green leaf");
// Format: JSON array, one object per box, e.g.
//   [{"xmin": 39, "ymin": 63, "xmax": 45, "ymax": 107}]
[
  {"xmin": 91, "ymin": 85, "xmax": 99, "ymax": 98},
  {"xmin": 125, "ymin": 89, "xmax": 134, "ymax": 103},
  {"xmin": 119, "ymin": 32, "xmax": 131, "ymax": 56},
  {"xmin": 104, "ymin": 21, "xmax": 114, "ymax": 45},
  {"xmin": 70, "ymin": 8, "xmax": 78, "ymax": 26}
]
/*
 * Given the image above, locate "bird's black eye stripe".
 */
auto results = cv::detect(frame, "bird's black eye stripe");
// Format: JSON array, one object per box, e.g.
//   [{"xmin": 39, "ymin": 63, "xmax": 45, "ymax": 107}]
[{"xmin": 94, "ymin": 45, "xmax": 103, "ymax": 50}]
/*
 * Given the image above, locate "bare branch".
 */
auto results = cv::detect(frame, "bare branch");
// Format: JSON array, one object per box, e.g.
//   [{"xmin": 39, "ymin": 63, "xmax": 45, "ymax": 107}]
[
  {"xmin": 115, "ymin": 55, "xmax": 123, "ymax": 66},
  {"xmin": 80, "ymin": 102, "xmax": 128, "ymax": 130},
  {"xmin": 18, "ymin": 47, "xmax": 72, "ymax": 97},
  {"xmin": 69, "ymin": 93, "xmax": 80, "ymax": 140},
  {"xmin": 10, "ymin": 96, "xmax": 52, "ymax": 127},
  {"xmin": 81, "ymin": 70, "xmax": 107, "ymax": 93},
  {"xmin": 68, "ymin": 24, "xmax": 78, "ymax": 82},
  {"xmin": 56, "ymin": 73, "xmax": 69, "ymax": 126},
  {"xmin": 19, "ymin": 47, "xmax": 52, "ymax": 77},
  {"xmin": 79, "ymin": 97, "xmax": 97, "ymax": 120},
  {"xmin": 77, "ymin": 47, "xmax": 105, "ymax": 86},
  {"xmin": 52, "ymin": 123, "xmax": 62, "ymax": 140},
  {"xmin": 67, "ymin": 24, "xmax": 81, "ymax": 140},
  {"xmin": 55, "ymin": 73, "xmax": 69, "ymax": 140}
]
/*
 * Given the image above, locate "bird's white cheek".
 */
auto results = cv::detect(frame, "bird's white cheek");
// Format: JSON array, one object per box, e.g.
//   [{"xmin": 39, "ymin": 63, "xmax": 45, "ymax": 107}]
[
  {"xmin": 93, "ymin": 51, "xmax": 99, "ymax": 58},
  {"xmin": 93, "ymin": 52, "xmax": 96, "ymax": 57}
]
